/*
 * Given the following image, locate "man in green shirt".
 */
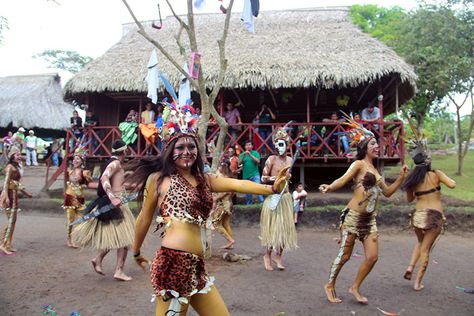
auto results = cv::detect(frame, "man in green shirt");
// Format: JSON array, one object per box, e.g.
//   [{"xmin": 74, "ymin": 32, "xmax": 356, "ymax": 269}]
[{"xmin": 238, "ymin": 140, "xmax": 264, "ymax": 204}]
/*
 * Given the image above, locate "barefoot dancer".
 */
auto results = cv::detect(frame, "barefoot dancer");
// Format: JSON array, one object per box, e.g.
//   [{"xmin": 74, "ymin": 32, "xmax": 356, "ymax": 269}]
[
  {"xmin": 63, "ymin": 147, "xmax": 93, "ymax": 248},
  {"xmin": 210, "ymin": 156, "xmax": 235, "ymax": 249},
  {"xmin": 319, "ymin": 118, "xmax": 408, "ymax": 304},
  {"xmin": 401, "ymin": 125, "xmax": 456, "ymax": 291},
  {"xmin": 260, "ymin": 126, "xmax": 297, "ymax": 271},
  {"xmin": 0, "ymin": 146, "xmax": 32, "ymax": 255},
  {"xmin": 72, "ymin": 140, "xmax": 135, "ymax": 281},
  {"xmin": 126, "ymin": 103, "xmax": 289, "ymax": 316}
]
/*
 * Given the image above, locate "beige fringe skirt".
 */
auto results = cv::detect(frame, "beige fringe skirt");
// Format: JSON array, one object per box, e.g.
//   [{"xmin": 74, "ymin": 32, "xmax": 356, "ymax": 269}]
[
  {"xmin": 411, "ymin": 209, "xmax": 446, "ymax": 231},
  {"xmin": 72, "ymin": 204, "xmax": 135, "ymax": 250},
  {"xmin": 260, "ymin": 193, "xmax": 297, "ymax": 251}
]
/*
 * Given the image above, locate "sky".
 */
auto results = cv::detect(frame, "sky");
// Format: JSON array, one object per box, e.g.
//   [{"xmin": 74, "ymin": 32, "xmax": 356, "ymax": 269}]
[{"xmin": 0, "ymin": 0, "xmax": 469, "ymax": 115}]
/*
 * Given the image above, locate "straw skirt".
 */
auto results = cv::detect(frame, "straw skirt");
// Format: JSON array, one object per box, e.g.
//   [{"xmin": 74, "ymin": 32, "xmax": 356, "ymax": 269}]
[
  {"xmin": 72, "ymin": 204, "xmax": 135, "ymax": 250},
  {"xmin": 260, "ymin": 193, "xmax": 297, "ymax": 251}
]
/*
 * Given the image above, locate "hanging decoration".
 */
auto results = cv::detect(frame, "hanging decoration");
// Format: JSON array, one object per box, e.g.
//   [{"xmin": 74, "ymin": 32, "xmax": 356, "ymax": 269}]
[
  {"xmin": 152, "ymin": 3, "xmax": 163, "ymax": 30},
  {"xmin": 194, "ymin": 0, "xmax": 206, "ymax": 10},
  {"xmin": 189, "ymin": 52, "xmax": 202, "ymax": 79},
  {"xmin": 218, "ymin": 0, "xmax": 227, "ymax": 14},
  {"xmin": 336, "ymin": 95, "xmax": 350, "ymax": 107}
]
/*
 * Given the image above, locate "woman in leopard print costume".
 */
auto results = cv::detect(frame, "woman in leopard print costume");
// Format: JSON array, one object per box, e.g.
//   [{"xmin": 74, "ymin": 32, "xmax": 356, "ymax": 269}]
[{"xmin": 127, "ymin": 134, "xmax": 289, "ymax": 316}]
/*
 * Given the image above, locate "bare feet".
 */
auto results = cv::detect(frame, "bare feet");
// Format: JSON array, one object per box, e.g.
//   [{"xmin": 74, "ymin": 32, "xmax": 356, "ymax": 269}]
[
  {"xmin": 67, "ymin": 241, "xmax": 78, "ymax": 249},
  {"xmin": 324, "ymin": 284, "xmax": 342, "ymax": 303},
  {"xmin": 414, "ymin": 283, "xmax": 425, "ymax": 291},
  {"xmin": 403, "ymin": 266, "xmax": 413, "ymax": 280},
  {"xmin": 263, "ymin": 254, "xmax": 274, "ymax": 271},
  {"xmin": 91, "ymin": 259, "xmax": 105, "ymax": 276},
  {"xmin": 221, "ymin": 240, "xmax": 235, "ymax": 249},
  {"xmin": 0, "ymin": 244, "xmax": 13, "ymax": 255},
  {"xmin": 349, "ymin": 287, "xmax": 368, "ymax": 304},
  {"xmin": 7, "ymin": 247, "xmax": 17, "ymax": 252},
  {"xmin": 273, "ymin": 255, "xmax": 286, "ymax": 270},
  {"xmin": 114, "ymin": 271, "xmax": 132, "ymax": 281}
]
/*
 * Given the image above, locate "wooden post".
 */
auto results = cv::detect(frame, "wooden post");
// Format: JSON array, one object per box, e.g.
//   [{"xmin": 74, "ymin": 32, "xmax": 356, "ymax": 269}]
[
  {"xmin": 138, "ymin": 96, "xmax": 143, "ymax": 155},
  {"xmin": 299, "ymin": 165, "xmax": 305, "ymax": 187},
  {"xmin": 306, "ymin": 90, "xmax": 310, "ymax": 123},
  {"xmin": 378, "ymin": 85, "xmax": 384, "ymax": 160},
  {"xmin": 395, "ymin": 81, "xmax": 399, "ymax": 119}
]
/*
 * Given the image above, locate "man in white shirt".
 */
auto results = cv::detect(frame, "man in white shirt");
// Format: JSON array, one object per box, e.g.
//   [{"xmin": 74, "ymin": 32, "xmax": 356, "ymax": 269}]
[
  {"xmin": 361, "ymin": 102, "xmax": 381, "ymax": 132},
  {"xmin": 292, "ymin": 182, "xmax": 308, "ymax": 226},
  {"xmin": 25, "ymin": 130, "xmax": 38, "ymax": 166}
]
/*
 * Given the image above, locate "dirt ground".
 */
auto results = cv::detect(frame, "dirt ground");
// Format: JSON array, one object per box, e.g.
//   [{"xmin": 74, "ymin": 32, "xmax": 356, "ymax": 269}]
[{"xmin": 0, "ymin": 213, "xmax": 473, "ymax": 316}]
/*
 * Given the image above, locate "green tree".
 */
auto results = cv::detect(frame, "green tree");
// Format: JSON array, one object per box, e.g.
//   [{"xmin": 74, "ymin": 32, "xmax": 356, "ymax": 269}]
[
  {"xmin": 0, "ymin": 16, "xmax": 8, "ymax": 45},
  {"xmin": 33, "ymin": 50, "xmax": 93, "ymax": 74}
]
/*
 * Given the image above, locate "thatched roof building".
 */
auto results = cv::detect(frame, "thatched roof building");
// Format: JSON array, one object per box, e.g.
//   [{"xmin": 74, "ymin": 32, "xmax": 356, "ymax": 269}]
[
  {"xmin": 0, "ymin": 73, "xmax": 74, "ymax": 130},
  {"xmin": 64, "ymin": 7, "xmax": 416, "ymax": 114}
]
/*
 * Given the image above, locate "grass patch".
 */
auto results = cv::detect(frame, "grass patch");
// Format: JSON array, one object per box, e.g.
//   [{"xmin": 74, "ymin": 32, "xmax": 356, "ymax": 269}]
[{"xmin": 385, "ymin": 151, "xmax": 474, "ymax": 202}]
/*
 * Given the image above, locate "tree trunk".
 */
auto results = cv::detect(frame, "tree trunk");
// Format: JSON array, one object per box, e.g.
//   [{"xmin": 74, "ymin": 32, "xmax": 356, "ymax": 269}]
[{"xmin": 455, "ymin": 107, "xmax": 463, "ymax": 176}]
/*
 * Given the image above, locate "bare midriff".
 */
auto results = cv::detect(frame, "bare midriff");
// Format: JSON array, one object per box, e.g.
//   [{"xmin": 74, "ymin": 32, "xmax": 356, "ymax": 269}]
[
  {"xmin": 415, "ymin": 192, "xmax": 443, "ymax": 213},
  {"xmin": 346, "ymin": 185, "xmax": 375, "ymax": 214},
  {"xmin": 160, "ymin": 218, "xmax": 204, "ymax": 257}
]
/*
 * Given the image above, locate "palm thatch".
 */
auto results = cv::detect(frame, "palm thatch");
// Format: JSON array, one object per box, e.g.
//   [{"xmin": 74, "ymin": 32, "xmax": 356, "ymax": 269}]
[
  {"xmin": 64, "ymin": 7, "xmax": 416, "ymax": 104},
  {"xmin": 0, "ymin": 73, "xmax": 74, "ymax": 130}
]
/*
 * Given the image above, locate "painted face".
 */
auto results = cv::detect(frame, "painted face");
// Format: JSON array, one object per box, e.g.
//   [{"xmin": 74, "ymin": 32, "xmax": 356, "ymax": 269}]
[
  {"xmin": 275, "ymin": 139, "xmax": 287, "ymax": 155},
  {"xmin": 73, "ymin": 155, "xmax": 83, "ymax": 167},
  {"xmin": 173, "ymin": 137, "xmax": 198, "ymax": 169},
  {"xmin": 366, "ymin": 138, "xmax": 379, "ymax": 158},
  {"xmin": 228, "ymin": 148, "xmax": 235, "ymax": 156}
]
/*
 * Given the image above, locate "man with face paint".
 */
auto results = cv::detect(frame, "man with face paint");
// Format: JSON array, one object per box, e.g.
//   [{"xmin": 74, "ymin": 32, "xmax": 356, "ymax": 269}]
[
  {"xmin": 260, "ymin": 127, "xmax": 298, "ymax": 271},
  {"xmin": 72, "ymin": 139, "xmax": 136, "ymax": 281}
]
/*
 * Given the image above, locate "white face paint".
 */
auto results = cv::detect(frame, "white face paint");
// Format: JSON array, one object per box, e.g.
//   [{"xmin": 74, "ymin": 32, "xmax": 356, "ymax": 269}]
[{"xmin": 276, "ymin": 139, "xmax": 287, "ymax": 156}]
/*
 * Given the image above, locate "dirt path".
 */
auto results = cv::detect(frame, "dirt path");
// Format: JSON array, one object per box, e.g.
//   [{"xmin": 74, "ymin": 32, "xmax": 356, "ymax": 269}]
[{"xmin": 0, "ymin": 213, "xmax": 473, "ymax": 316}]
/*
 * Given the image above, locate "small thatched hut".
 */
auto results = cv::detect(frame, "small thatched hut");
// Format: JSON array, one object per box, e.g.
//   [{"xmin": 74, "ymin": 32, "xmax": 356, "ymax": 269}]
[
  {"xmin": 0, "ymin": 73, "xmax": 74, "ymax": 134},
  {"xmin": 55, "ymin": 7, "xmax": 417, "ymax": 187}
]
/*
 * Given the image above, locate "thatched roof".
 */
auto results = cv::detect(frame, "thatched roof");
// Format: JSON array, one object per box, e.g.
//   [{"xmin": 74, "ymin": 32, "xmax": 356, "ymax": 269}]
[
  {"xmin": 0, "ymin": 73, "xmax": 74, "ymax": 130},
  {"xmin": 64, "ymin": 7, "xmax": 416, "ymax": 103}
]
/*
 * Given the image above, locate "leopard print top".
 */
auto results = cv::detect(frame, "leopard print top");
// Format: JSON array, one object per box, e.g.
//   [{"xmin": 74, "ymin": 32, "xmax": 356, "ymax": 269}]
[{"xmin": 157, "ymin": 172, "xmax": 213, "ymax": 228}]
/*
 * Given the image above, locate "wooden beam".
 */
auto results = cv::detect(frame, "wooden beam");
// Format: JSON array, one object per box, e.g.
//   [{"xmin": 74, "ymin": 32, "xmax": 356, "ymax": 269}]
[
  {"xmin": 232, "ymin": 88, "xmax": 247, "ymax": 108},
  {"xmin": 357, "ymin": 82, "xmax": 372, "ymax": 104}
]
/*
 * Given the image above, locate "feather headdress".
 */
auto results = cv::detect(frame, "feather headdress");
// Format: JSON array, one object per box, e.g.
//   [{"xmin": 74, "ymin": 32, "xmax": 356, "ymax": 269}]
[
  {"xmin": 340, "ymin": 112, "xmax": 375, "ymax": 146},
  {"xmin": 403, "ymin": 113, "xmax": 430, "ymax": 164},
  {"xmin": 158, "ymin": 97, "xmax": 199, "ymax": 146},
  {"xmin": 272, "ymin": 121, "xmax": 293, "ymax": 143},
  {"xmin": 73, "ymin": 145, "xmax": 88, "ymax": 161}
]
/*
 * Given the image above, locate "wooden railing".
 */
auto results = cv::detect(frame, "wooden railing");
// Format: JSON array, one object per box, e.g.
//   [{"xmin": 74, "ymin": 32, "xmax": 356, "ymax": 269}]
[{"xmin": 43, "ymin": 121, "xmax": 404, "ymax": 190}]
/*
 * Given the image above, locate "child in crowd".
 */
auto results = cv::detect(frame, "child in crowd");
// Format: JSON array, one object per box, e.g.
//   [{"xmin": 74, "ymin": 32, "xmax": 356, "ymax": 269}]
[{"xmin": 292, "ymin": 182, "xmax": 308, "ymax": 225}]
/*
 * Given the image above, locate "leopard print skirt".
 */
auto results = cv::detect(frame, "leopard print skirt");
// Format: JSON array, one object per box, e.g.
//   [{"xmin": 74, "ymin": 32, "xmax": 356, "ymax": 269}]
[{"xmin": 151, "ymin": 247, "xmax": 214, "ymax": 301}]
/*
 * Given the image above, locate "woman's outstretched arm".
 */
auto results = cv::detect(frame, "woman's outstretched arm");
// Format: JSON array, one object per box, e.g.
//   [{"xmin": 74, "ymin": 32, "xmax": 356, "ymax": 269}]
[
  {"xmin": 435, "ymin": 170, "xmax": 456, "ymax": 189},
  {"xmin": 319, "ymin": 161, "xmax": 362, "ymax": 193},
  {"xmin": 207, "ymin": 166, "xmax": 290, "ymax": 194},
  {"xmin": 379, "ymin": 165, "xmax": 408, "ymax": 197}
]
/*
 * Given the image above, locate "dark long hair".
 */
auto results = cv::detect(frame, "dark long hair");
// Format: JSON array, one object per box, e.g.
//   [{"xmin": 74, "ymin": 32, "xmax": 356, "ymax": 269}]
[
  {"xmin": 401, "ymin": 153, "xmax": 431, "ymax": 191},
  {"xmin": 125, "ymin": 136, "xmax": 206, "ymax": 204},
  {"xmin": 355, "ymin": 138, "xmax": 378, "ymax": 189}
]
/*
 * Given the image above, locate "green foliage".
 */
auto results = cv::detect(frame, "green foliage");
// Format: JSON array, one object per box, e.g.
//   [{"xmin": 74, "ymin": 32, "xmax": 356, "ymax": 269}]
[
  {"xmin": 350, "ymin": 3, "xmax": 474, "ymax": 130},
  {"xmin": 33, "ymin": 50, "xmax": 93, "ymax": 74},
  {"xmin": 0, "ymin": 16, "xmax": 8, "ymax": 45}
]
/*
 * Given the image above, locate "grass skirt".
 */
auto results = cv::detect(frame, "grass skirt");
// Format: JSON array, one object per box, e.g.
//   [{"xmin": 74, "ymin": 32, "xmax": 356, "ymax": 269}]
[
  {"xmin": 260, "ymin": 193, "xmax": 297, "ymax": 251},
  {"xmin": 72, "ymin": 204, "xmax": 135, "ymax": 250}
]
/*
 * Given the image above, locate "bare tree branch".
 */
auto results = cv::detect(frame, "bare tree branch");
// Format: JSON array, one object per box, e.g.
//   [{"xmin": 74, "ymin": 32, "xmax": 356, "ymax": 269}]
[
  {"xmin": 165, "ymin": 0, "xmax": 190, "ymax": 33},
  {"xmin": 209, "ymin": 0, "xmax": 235, "ymax": 106},
  {"xmin": 121, "ymin": 0, "xmax": 197, "ymax": 89}
]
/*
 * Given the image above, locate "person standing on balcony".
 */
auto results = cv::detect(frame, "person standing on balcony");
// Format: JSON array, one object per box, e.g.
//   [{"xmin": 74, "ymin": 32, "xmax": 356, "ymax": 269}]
[
  {"xmin": 238, "ymin": 140, "xmax": 264, "ymax": 205},
  {"xmin": 361, "ymin": 102, "xmax": 380, "ymax": 136},
  {"xmin": 139, "ymin": 102, "xmax": 157, "ymax": 155},
  {"xmin": 258, "ymin": 103, "xmax": 276, "ymax": 154},
  {"xmin": 319, "ymin": 118, "xmax": 408, "ymax": 304},
  {"xmin": 24, "ymin": 130, "xmax": 39, "ymax": 166},
  {"xmin": 260, "ymin": 127, "xmax": 297, "ymax": 271},
  {"xmin": 223, "ymin": 102, "xmax": 242, "ymax": 144},
  {"xmin": 84, "ymin": 110, "xmax": 100, "ymax": 154},
  {"xmin": 70, "ymin": 111, "xmax": 83, "ymax": 149},
  {"xmin": 119, "ymin": 108, "xmax": 139, "ymax": 147}
]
